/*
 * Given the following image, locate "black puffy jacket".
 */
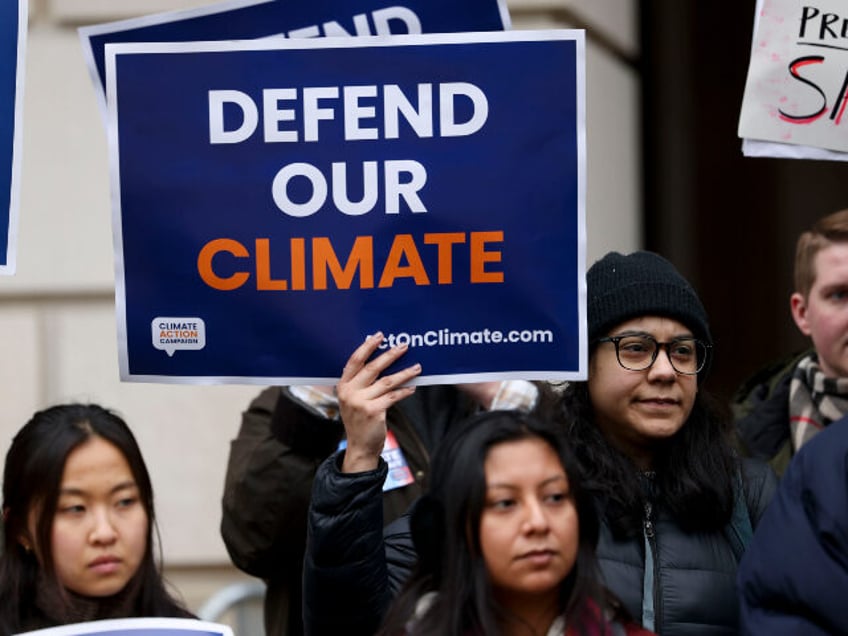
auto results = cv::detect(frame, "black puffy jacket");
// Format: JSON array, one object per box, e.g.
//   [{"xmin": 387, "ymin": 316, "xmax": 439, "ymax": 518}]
[
  {"xmin": 304, "ymin": 454, "xmax": 416, "ymax": 636},
  {"xmin": 597, "ymin": 459, "xmax": 776, "ymax": 635}
]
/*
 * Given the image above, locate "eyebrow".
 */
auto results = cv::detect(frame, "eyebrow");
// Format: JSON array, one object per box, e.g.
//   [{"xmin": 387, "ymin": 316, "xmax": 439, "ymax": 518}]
[
  {"xmin": 59, "ymin": 481, "xmax": 138, "ymax": 497},
  {"xmin": 818, "ymin": 283, "xmax": 848, "ymax": 292},
  {"xmin": 610, "ymin": 329, "xmax": 694, "ymax": 339},
  {"xmin": 487, "ymin": 474, "xmax": 568, "ymax": 490}
]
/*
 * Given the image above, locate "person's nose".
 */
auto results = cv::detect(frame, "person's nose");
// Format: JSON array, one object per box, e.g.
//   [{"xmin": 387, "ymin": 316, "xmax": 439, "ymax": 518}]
[
  {"xmin": 648, "ymin": 345, "xmax": 677, "ymax": 381},
  {"xmin": 89, "ymin": 508, "xmax": 118, "ymax": 546},
  {"xmin": 522, "ymin": 498, "xmax": 550, "ymax": 534}
]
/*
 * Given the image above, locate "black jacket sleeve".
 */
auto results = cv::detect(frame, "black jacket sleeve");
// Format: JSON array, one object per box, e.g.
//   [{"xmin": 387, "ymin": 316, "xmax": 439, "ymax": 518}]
[
  {"xmin": 384, "ymin": 513, "xmax": 417, "ymax": 598},
  {"xmin": 303, "ymin": 452, "xmax": 392, "ymax": 636}
]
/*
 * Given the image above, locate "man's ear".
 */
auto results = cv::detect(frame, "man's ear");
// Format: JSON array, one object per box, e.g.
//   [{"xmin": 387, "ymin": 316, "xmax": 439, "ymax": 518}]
[{"xmin": 790, "ymin": 292, "xmax": 813, "ymax": 337}]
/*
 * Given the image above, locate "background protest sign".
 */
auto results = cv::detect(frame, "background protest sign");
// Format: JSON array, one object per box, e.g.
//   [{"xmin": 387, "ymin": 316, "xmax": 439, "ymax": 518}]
[
  {"xmin": 0, "ymin": 0, "xmax": 27, "ymax": 275},
  {"xmin": 80, "ymin": 0, "xmax": 510, "ymax": 119},
  {"xmin": 738, "ymin": 0, "xmax": 848, "ymax": 161},
  {"xmin": 106, "ymin": 31, "xmax": 586, "ymax": 385},
  {"xmin": 17, "ymin": 617, "xmax": 233, "ymax": 636}
]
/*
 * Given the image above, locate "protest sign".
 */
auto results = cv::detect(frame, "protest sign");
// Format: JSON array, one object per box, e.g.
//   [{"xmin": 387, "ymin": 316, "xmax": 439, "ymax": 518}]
[
  {"xmin": 80, "ymin": 0, "xmax": 510, "ymax": 119},
  {"xmin": 106, "ymin": 31, "xmax": 586, "ymax": 385},
  {"xmin": 16, "ymin": 617, "xmax": 233, "ymax": 636},
  {"xmin": 738, "ymin": 0, "xmax": 848, "ymax": 160},
  {"xmin": 0, "ymin": 0, "xmax": 27, "ymax": 275}
]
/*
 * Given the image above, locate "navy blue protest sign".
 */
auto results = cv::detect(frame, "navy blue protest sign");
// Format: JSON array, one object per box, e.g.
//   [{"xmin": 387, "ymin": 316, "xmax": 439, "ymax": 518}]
[
  {"xmin": 81, "ymin": 0, "xmax": 510, "ymax": 118},
  {"xmin": 106, "ymin": 31, "xmax": 586, "ymax": 384},
  {"xmin": 0, "ymin": 0, "xmax": 27, "ymax": 275}
]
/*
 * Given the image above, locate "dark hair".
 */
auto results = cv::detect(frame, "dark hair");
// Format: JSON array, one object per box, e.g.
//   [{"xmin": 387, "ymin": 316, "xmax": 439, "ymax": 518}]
[
  {"xmin": 0, "ymin": 404, "xmax": 190, "ymax": 632},
  {"xmin": 379, "ymin": 410, "xmax": 614, "ymax": 636},
  {"xmin": 556, "ymin": 381, "xmax": 737, "ymax": 536}
]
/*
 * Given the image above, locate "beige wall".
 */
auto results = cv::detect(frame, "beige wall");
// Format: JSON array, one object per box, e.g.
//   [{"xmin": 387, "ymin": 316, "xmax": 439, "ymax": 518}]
[{"xmin": 1, "ymin": 0, "xmax": 639, "ymax": 615}]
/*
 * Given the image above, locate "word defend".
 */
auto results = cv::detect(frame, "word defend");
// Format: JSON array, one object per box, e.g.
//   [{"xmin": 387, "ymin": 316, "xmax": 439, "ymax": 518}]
[
  {"xmin": 208, "ymin": 83, "xmax": 488, "ymax": 144},
  {"xmin": 274, "ymin": 7, "xmax": 422, "ymax": 39}
]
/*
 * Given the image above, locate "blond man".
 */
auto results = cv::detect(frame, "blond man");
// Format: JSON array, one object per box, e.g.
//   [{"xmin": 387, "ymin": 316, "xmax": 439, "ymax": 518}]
[{"xmin": 735, "ymin": 208, "xmax": 848, "ymax": 475}]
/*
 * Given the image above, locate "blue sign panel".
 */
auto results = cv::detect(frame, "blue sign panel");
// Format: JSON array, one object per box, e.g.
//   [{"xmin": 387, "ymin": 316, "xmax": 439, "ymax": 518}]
[
  {"xmin": 0, "ymin": 0, "xmax": 26, "ymax": 275},
  {"xmin": 81, "ymin": 0, "xmax": 510, "ymax": 116},
  {"xmin": 106, "ymin": 32, "xmax": 586, "ymax": 384}
]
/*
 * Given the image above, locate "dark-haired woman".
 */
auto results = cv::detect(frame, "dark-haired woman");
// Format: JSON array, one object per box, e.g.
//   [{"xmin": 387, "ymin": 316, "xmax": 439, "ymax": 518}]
[
  {"xmin": 0, "ymin": 404, "xmax": 192, "ymax": 634},
  {"xmin": 557, "ymin": 251, "xmax": 777, "ymax": 635},
  {"xmin": 378, "ymin": 410, "xmax": 653, "ymax": 636}
]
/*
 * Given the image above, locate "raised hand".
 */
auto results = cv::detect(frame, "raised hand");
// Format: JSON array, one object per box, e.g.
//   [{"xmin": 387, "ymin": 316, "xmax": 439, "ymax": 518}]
[{"xmin": 336, "ymin": 332, "xmax": 422, "ymax": 473}]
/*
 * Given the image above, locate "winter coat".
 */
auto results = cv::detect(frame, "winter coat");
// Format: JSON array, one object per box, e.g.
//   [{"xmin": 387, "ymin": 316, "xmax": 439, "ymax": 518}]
[
  {"xmin": 597, "ymin": 459, "xmax": 777, "ymax": 636},
  {"xmin": 737, "ymin": 416, "xmax": 848, "ymax": 635},
  {"xmin": 303, "ymin": 454, "xmax": 776, "ymax": 636},
  {"xmin": 221, "ymin": 385, "xmax": 479, "ymax": 636},
  {"xmin": 732, "ymin": 351, "xmax": 808, "ymax": 476}
]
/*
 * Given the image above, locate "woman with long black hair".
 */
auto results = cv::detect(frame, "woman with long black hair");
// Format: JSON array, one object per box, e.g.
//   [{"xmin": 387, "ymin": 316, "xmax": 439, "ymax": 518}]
[
  {"xmin": 0, "ymin": 404, "xmax": 192, "ymax": 634},
  {"xmin": 378, "ymin": 410, "xmax": 652, "ymax": 636}
]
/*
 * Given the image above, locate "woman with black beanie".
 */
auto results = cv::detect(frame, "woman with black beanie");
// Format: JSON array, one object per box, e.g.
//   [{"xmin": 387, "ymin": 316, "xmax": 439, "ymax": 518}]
[{"xmin": 556, "ymin": 250, "xmax": 776, "ymax": 635}]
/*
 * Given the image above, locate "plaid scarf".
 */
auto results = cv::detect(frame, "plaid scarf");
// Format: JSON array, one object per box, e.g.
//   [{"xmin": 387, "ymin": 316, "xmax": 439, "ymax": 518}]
[{"xmin": 788, "ymin": 354, "xmax": 848, "ymax": 452}]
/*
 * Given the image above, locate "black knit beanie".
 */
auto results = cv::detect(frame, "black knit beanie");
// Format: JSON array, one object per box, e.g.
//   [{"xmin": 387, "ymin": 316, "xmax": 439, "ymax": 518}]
[{"xmin": 587, "ymin": 251, "xmax": 712, "ymax": 348}]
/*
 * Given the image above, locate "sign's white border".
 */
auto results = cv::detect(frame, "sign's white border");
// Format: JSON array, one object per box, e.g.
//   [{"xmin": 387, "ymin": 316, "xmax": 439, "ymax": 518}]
[
  {"xmin": 105, "ymin": 30, "xmax": 587, "ymax": 385},
  {"xmin": 15, "ymin": 617, "xmax": 234, "ymax": 636}
]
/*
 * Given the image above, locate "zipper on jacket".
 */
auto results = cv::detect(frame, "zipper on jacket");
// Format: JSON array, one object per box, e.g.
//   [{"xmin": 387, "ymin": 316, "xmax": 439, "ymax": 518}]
[{"xmin": 641, "ymin": 501, "xmax": 661, "ymax": 633}]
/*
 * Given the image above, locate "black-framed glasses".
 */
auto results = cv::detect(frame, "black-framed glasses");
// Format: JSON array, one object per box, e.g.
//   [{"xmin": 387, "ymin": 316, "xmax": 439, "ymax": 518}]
[{"xmin": 596, "ymin": 334, "xmax": 710, "ymax": 375}]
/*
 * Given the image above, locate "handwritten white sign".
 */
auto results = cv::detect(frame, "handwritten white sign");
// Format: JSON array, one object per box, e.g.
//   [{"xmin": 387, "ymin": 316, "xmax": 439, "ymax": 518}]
[{"xmin": 738, "ymin": 0, "xmax": 848, "ymax": 160}]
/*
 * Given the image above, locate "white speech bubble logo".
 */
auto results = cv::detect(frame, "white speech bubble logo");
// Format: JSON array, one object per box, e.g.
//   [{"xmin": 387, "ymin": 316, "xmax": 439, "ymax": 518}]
[{"xmin": 152, "ymin": 317, "xmax": 206, "ymax": 357}]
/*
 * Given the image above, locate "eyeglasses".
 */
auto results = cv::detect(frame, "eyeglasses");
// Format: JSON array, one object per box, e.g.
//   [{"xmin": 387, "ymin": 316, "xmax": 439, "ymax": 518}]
[{"xmin": 596, "ymin": 334, "xmax": 710, "ymax": 375}]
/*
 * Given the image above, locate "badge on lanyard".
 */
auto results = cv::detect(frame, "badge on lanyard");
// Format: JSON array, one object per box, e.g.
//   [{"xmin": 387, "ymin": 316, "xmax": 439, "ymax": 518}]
[{"xmin": 337, "ymin": 429, "xmax": 415, "ymax": 492}]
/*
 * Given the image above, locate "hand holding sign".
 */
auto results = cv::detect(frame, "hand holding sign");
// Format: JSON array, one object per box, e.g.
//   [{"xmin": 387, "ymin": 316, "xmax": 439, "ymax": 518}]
[{"xmin": 338, "ymin": 332, "xmax": 421, "ymax": 473}]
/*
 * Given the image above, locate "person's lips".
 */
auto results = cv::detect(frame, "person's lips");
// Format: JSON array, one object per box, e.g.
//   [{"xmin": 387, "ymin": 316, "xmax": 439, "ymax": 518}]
[
  {"xmin": 516, "ymin": 549, "xmax": 557, "ymax": 566},
  {"xmin": 88, "ymin": 555, "xmax": 121, "ymax": 574},
  {"xmin": 636, "ymin": 396, "xmax": 680, "ymax": 407}
]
